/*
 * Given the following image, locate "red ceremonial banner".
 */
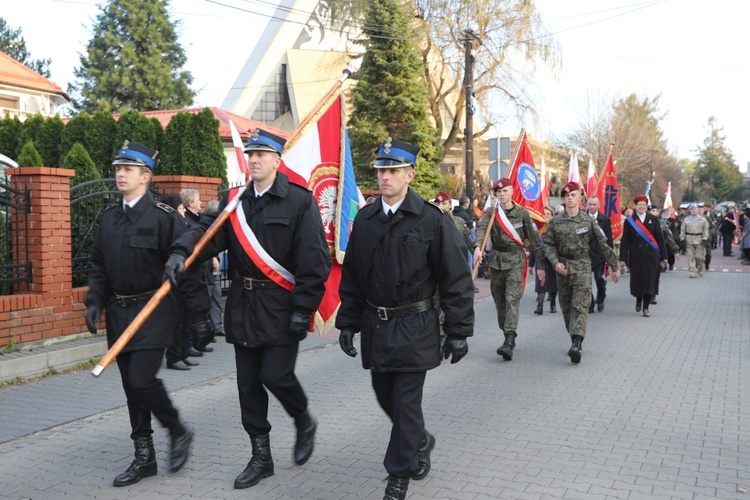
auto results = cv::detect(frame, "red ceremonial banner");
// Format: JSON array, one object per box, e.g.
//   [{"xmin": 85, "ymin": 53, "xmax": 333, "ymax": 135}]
[
  {"xmin": 505, "ymin": 132, "xmax": 547, "ymax": 230},
  {"xmin": 595, "ymin": 152, "xmax": 623, "ymax": 241}
]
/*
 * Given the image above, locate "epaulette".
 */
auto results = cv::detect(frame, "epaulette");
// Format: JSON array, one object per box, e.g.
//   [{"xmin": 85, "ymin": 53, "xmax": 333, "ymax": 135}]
[
  {"xmin": 103, "ymin": 203, "xmax": 119, "ymax": 213},
  {"xmin": 288, "ymin": 181, "xmax": 313, "ymax": 194},
  {"xmin": 424, "ymin": 200, "xmax": 443, "ymax": 213},
  {"xmin": 155, "ymin": 201, "xmax": 175, "ymax": 213}
]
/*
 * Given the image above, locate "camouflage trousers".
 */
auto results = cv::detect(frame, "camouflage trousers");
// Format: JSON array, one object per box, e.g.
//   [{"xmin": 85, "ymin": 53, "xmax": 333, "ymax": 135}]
[
  {"xmin": 686, "ymin": 244, "xmax": 705, "ymax": 277},
  {"xmin": 489, "ymin": 267, "xmax": 524, "ymax": 335},
  {"xmin": 557, "ymin": 272, "xmax": 592, "ymax": 338}
]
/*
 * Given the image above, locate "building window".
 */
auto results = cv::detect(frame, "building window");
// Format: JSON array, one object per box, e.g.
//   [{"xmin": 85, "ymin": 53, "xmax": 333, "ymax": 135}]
[
  {"xmin": 251, "ymin": 64, "xmax": 291, "ymax": 124},
  {"xmin": 0, "ymin": 95, "xmax": 18, "ymax": 110}
]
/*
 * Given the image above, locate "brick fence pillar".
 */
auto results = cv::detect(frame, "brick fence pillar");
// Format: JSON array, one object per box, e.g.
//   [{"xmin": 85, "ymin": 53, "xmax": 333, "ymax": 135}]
[
  {"xmin": 153, "ymin": 175, "xmax": 222, "ymax": 204},
  {"xmin": 9, "ymin": 167, "xmax": 75, "ymax": 294}
]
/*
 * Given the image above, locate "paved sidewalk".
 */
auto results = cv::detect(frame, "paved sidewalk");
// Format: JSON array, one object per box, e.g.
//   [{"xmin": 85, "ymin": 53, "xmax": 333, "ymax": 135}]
[{"xmin": 0, "ymin": 252, "xmax": 748, "ymax": 499}]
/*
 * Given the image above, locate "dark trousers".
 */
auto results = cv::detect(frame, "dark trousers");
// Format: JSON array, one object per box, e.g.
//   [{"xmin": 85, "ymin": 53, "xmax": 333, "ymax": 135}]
[
  {"xmin": 590, "ymin": 262, "xmax": 607, "ymax": 305},
  {"xmin": 371, "ymin": 371, "xmax": 426, "ymax": 478},
  {"xmin": 166, "ymin": 293, "xmax": 188, "ymax": 365},
  {"xmin": 722, "ymin": 233, "xmax": 734, "ymax": 255},
  {"xmin": 235, "ymin": 344, "xmax": 307, "ymax": 437},
  {"xmin": 116, "ymin": 348, "xmax": 181, "ymax": 439}
]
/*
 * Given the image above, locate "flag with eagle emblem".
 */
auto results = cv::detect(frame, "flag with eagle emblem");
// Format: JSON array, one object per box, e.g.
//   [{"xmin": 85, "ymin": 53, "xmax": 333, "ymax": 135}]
[{"xmin": 278, "ymin": 95, "xmax": 363, "ymax": 334}]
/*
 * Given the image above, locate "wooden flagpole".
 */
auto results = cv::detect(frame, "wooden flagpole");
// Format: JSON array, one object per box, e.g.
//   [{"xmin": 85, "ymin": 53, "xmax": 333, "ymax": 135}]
[{"xmin": 92, "ymin": 68, "xmax": 354, "ymax": 377}]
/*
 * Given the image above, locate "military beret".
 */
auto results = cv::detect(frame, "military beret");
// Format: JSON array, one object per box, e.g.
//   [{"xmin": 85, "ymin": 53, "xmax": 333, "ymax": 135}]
[
  {"xmin": 434, "ymin": 191, "xmax": 451, "ymax": 203},
  {"xmin": 493, "ymin": 178, "xmax": 513, "ymax": 191},
  {"xmin": 561, "ymin": 181, "xmax": 581, "ymax": 196}
]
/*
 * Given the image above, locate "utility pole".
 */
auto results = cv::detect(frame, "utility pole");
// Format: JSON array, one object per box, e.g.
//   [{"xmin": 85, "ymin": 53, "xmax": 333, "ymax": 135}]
[{"xmin": 463, "ymin": 29, "xmax": 477, "ymax": 202}]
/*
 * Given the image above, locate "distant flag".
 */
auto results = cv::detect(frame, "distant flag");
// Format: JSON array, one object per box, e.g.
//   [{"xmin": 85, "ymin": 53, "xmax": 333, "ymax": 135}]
[
  {"xmin": 505, "ymin": 130, "xmax": 547, "ymax": 230},
  {"xmin": 586, "ymin": 156, "xmax": 598, "ymax": 198},
  {"xmin": 663, "ymin": 181, "xmax": 674, "ymax": 212},
  {"xmin": 540, "ymin": 154, "xmax": 549, "ymax": 210},
  {"xmin": 568, "ymin": 152, "xmax": 581, "ymax": 185},
  {"xmin": 228, "ymin": 119, "xmax": 250, "ymax": 183},
  {"xmin": 595, "ymin": 152, "xmax": 623, "ymax": 241},
  {"xmin": 279, "ymin": 94, "xmax": 364, "ymax": 334}
]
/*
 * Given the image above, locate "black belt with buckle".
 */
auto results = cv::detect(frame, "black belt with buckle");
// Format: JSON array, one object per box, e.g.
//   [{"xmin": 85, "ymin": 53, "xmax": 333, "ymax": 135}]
[
  {"xmin": 236, "ymin": 276, "xmax": 279, "ymax": 291},
  {"xmin": 366, "ymin": 298, "xmax": 435, "ymax": 321},
  {"xmin": 114, "ymin": 290, "xmax": 156, "ymax": 307}
]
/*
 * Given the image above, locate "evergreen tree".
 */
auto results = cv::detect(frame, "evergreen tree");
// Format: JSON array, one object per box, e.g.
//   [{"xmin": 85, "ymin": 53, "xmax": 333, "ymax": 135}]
[
  {"xmin": 695, "ymin": 117, "xmax": 743, "ymax": 203},
  {"xmin": 188, "ymin": 108, "xmax": 228, "ymax": 185},
  {"xmin": 116, "ymin": 110, "xmax": 160, "ymax": 152},
  {"xmin": 62, "ymin": 113, "xmax": 92, "ymax": 158},
  {"xmin": 70, "ymin": 0, "xmax": 195, "ymax": 113},
  {"xmin": 88, "ymin": 111, "xmax": 119, "ymax": 176},
  {"xmin": 19, "ymin": 114, "xmax": 45, "ymax": 149},
  {"xmin": 160, "ymin": 112, "xmax": 191, "ymax": 175},
  {"xmin": 36, "ymin": 116, "xmax": 65, "ymax": 167},
  {"xmin": 348, "ymin": 0, "xmax": 445, "ymax": 198},
  {"xmin": 62, "ymin": 142, "xmax": 99, "ymax": 180},
  {"xmin": 0, "ymin": 18, "xmax": 52, "ymax": 77},
  {"xmin": 17, "ymin": 141, "xmax": 43, "ymax": 167},
  {"xmin": 0, "ymin": 115, "xmax": 24, "ymax": 160}
]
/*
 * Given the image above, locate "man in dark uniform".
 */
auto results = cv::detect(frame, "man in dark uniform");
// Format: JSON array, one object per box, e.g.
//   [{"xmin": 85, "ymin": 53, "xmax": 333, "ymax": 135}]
[
  {"xmin": 165, "ymin": 129, "xmax": 331, "ymax": 490},
  {"xmin": 337, "ymin": 137, "xmax": 474, "ymax": 500},
  {"xmin": 85, "ymin": 142, "xmax": 200, "ymax": 486},
  {"xmin": 584, "ymin": 196, "xmax": 613, "ymax": 313}
]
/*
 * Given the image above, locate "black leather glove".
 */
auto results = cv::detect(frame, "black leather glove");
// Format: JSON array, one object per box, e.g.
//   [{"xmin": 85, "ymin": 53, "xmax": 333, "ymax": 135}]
[
  {"xmin": 163, "ymin": 253, "xmax": 186, "ymax": 287},
  {"xmin": 191, "ymin": 312, "xmax": 214, "ymax": 351},
  {"xmin": 702, "ymin": 240, "xmax": 710, "ymax": 249},
  {"xmin": 288, "ymin": 311, "xmax": 311, "ymax": 341},
  {"xmin": 443, "ymin": 338, "xmax": 468, "ymax": 364},
  {"xmin": 85, "ymin": 305, "xmax": 102, "ymax": 334},
  {"xmin": 339, "ymin": 329, "xmax": 357, "ymax": 357}
]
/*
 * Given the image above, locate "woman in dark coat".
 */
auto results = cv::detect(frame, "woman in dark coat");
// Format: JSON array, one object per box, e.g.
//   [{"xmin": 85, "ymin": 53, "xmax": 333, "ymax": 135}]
[
  {"xmin": 619, "ymin": 195, "xmax": 668, "ymax": 317},
  {"xmin": 529, "ymin": 206, "xmax": 558, "ymax": 314}
]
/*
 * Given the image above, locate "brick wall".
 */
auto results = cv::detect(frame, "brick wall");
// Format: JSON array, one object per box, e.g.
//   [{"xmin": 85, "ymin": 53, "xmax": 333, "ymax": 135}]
[{"xmin": 0, "ymin": 170, "xmax": 221, "ymax": 348}]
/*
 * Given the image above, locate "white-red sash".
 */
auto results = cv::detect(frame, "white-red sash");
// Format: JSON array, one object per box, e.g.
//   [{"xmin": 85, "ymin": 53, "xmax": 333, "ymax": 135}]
[
  {"xmin": 494, "ymin": 202, "xmax": 529, "ymax": 288},
  {"xmin": 227, "ymin": 187, "xmax": 295, "ymax": 291}
]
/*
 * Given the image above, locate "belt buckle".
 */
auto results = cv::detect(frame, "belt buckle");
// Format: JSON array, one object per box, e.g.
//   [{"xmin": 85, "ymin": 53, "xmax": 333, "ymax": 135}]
[
  {"xmin": 243, "ymin": 277, "xmax": 253, "ymax": 290},
  {"xmin": 377, "ymin": 307, "xmax": 388, "ymax": 321}
]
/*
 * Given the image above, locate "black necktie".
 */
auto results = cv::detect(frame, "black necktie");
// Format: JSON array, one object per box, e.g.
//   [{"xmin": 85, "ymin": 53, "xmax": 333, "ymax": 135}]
[{"xmin": 387, "ymin": 209, "xmax": 394, "ymax": 220}]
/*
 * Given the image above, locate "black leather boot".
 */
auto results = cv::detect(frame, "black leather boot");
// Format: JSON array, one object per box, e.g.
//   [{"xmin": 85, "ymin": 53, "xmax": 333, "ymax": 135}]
[
  {"xmin": 412, "ymin": 429, "xmax": 435, "ymax": 480},
  {"xmin": 496, "ymin": 333, "xmax": 516, "ymax": 360},
  {"xmin": 113, "ymin": 436, "xmax": 157, "ymax": 487},
  {"xmin": 234, "ymin": 434, "xmax": 274, "ymax": 489},
  {"xmin": 167, "ymin": 424, "xmax": 193, "ymax": 473},
  {"xmin": 568, "ymin": 335, "xmax": 583, "ymax": 364},
  {"xmin": 293, "ymin": 408, "xmax": 317, "ymax": 465},
  {"xmin": 383, "ymin": 475, "xmax": 409, "ymax": 500},
  {"xmin": 549, "ymin": 293, "xmax": 557, "ymax": 313},
  {"xmin": 534, "ymin": 301, "xmax": 543, "ymax": 315}
]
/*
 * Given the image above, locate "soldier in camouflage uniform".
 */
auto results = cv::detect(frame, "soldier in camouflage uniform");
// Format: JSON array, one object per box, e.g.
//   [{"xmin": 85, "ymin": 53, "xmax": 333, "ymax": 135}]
[
  {"xmin": 544, "ymin": 182, "xmax": 620, "ymax": 364},
  {"xmin": 699, "ymin": 204, "xmax": 714, "ymax": 270},
  {"xmin": 434, "ymin": 191, "xmax": 473, "ymax": 254},
  {"xmin": 473, "ymin": 178, "xmax": 545, "ymax": 361},
  {"xmin": 679, "ymin": 204, "xmax": 709, "ymax": 278}
]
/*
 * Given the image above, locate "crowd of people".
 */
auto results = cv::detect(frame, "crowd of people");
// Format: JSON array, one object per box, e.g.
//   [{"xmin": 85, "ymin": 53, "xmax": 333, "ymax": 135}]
[{"xmin": 83, "ymin": 133, "xmax": 747, "ymax": 500}]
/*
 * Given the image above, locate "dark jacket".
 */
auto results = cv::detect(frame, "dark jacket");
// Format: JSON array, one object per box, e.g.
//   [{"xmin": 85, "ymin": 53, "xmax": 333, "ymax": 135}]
[
  {"xmin": 619, "ymin": 213, "xmax": 667, "ymax": 297},
  {"xmin": 588, "ymin": 211, "xmax": 613, "ymax": 267},
  {"xmin": 170, "ymin": 172, "xmax": 331, "ymax": 348},
  {"xmin": 85, "ymin": 192, "xmax": 186, "ymax": 352},
  {"xmin": 336, "ymin": 189, "xmax": 474, "ymax": 372},
  {"xmin": 452, "ymin": 205, "xmax": 473, "ymax": 227}
]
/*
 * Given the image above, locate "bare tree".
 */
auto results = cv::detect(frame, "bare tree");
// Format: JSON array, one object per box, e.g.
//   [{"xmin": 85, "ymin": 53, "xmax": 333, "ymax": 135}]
[{"xmin": 411, "ymin": 0, "xmax": 561, "ymax": 154}]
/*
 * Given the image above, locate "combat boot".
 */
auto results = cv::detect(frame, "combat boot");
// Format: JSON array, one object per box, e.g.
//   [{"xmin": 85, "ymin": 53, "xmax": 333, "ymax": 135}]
[
  {"xmin": 293, "ymin": 408, "xmax": 317, "ymax": 465},
  {"xmin": 568, "ymin": 335, "xmax": 583, "ymax": 364},
  {"xmin": 167, "ymin": 424, "xmax": 193, "ymax": 473},
  {"xmin": 496, "ymin": 333, "xmax": 516, "ymax": 360},
  {"xmin": 234, "ymin": 434, "xmax": 274, "ymax": 489},
  {"xmin": 383, "ymin": 475, "xmax": 409, "ymax": 500},
  {"xmin": 534, "ymin": 301, "xmax": 543, "ymax": 315},
  {"xmin": 549, "ymin": 293, "xmax": 557, "ymax": 313},
  {"xmin": 412, "ymin": 429, "xmax": 435, "ymax": 480},
  {"xmin": 113, "ymin": 436, "xmax": 157, "ymax": 487}
]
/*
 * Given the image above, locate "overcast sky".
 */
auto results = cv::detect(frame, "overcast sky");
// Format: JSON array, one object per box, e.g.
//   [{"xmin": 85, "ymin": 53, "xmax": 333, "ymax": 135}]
[{"xmin": 4, "ymin": 0, "xmax": 749, "ymax": 172}]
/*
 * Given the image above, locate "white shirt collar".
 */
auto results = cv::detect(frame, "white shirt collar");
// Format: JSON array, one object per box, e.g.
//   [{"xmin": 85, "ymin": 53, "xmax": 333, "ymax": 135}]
[
  {"xmin": 124, "ymin": 194, "xmax": 144, "ymax": 209},
  {"xmin": 382, "ymin": 198, "xmax": 405, "ymax": 215}
]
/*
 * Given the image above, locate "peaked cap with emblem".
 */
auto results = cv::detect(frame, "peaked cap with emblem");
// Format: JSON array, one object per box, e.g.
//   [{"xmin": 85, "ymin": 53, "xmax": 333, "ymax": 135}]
[
  {"xmin": 112, "ymin": 141, "xmax": 159, "ymax": 170},
  {"xmin": 243, "ymin": 128, "xmax": 285, "ymax": 155},
  {"xmin": 374, "ymin": 137, "xmax": 420, "ymax": 168}
]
